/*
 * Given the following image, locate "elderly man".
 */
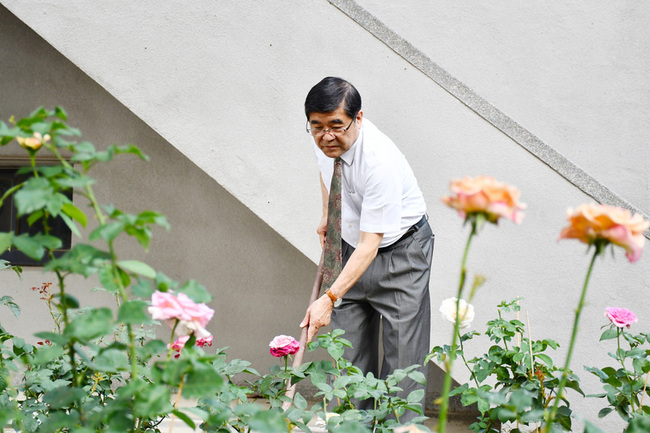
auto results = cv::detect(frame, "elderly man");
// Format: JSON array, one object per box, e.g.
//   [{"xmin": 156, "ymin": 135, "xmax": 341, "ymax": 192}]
[{"xmin": 300, "ymin": 77, "xmax": 434, "ymax": 418}]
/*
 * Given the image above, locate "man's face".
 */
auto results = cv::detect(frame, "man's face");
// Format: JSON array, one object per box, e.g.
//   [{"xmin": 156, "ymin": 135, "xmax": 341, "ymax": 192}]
[{"xmin": 308, "ymin": 106, "xmax": 363, "ymax": 158}]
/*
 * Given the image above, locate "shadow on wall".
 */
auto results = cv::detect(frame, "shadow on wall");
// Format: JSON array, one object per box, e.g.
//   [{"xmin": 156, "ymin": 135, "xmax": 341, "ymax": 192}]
[{"xmin": 0, "ymin": 4, "xmax": 316, "ymax": 376}]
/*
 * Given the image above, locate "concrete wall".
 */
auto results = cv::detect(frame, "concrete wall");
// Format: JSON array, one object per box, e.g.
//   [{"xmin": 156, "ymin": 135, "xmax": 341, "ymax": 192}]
[
  {"xmin": 1, "ymin": 1, "xmax": 649, "ymax": 429},
  {"xmin": 0, "ymin": 5, "xmax": 318, "ymax": 378}
]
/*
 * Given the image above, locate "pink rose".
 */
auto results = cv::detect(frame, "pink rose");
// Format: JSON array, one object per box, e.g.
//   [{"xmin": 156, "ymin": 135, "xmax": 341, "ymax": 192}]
[
  {"xmin": 441, "ymin": 176, "xmax": 525, "ymax": 224},
  {"xmin": 167, "ymin": 334, "xmax": 213, "ymax": 358},
  {"xmin": 558, "ymin": 204, "xmax": 649, "ymax": 263},
  {"xmin": 168, "ymin": 335, "xmax": 190, "ymax": 358},
  {"xmin": 606, "ymin": 307, "xmax": 638, "ymax": 328},
  {"xmin": 17, "ymin": 132, "xmax": 50, "ymax": 150},
  {"xmin": 148, "ymin": 291, "xmax": 214, "ymax": 337},
  {"xmin": 269, "ymin": 335, "xmax": 300, "ymax": 358},
  {"xmin": 196, "ymin": 335, "xmax": 213, "ymax": 348}
]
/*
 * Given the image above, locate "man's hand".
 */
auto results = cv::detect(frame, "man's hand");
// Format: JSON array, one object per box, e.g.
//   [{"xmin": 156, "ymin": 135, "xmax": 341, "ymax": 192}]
[
  {"xmin": 299, "ymin": 295, "xmax": 333, "ymax": 342},
  {"xmin": 316, "ymin": 216, "xmax": 327, "ymax": 248}
]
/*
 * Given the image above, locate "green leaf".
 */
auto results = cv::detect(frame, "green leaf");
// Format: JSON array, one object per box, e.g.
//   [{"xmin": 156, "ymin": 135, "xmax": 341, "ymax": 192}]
[
  {"xmin": 171, "ymin": 409, "xmax": 196, "ymax": 430},
  {"xmin": 53, "ymin": 293, "xmax": 79, "ymax": 309},
  {"xmin": 62, "ymin": 202, "xmax": 87, "ymax": 228},
  {"xmin": 118, "ymin": 300, "xmax": 151, "ymax": 325},
  {"xmin": 31, "ymin": 343, "xmax": 65, "ymax": 365},
  {"xmin": 182, "ymin": 365, "xmax": 224, "ymax": 397},
  {"xmin": 55, "ymin": 106, "xmax": 67, "ymax": 120},
  {"xmin": 43, "ymin": 386, "xmax": 86, "ymax": 409},
  {"xmin": 44, "ymin": 243, "xmax": 110, "ymax": 276},
  {"xmin": 247, "ymin": 410, "xmax": 289, "ymax": 433},
  {"xmin": 406, "ymin": 389, "xmax": 425, "ymax": 403},
  {"xmin": 89, "ymin": 221, "xmax": 124, "ymax": 242},
  {"xmin": 13, "ymin": 177, "xmax": 53, "ymax": 216},
  {"xmin": 0, "ymin": 296, "xmax": 20, "ymax": 318},
  {"xmin": 133, "ymin": 383, "xmax": 173, "ymax": 418},
  {"xmin": 97, "ymin": 265, "xmax": 120, "ymax": 293},
  {"xmin": 13, "ymin": 233, "xmax": 62, "ymax": 260},
  {"xmin": 293, "ymin": 392, "xmax": 307, "ymax": 410},
  {"xmin": 536, "ymin": 353, "xmax": 554, "ymax": 368},
  {"xmin": 34, "ymin": 331, "xmax": 70, "ymax": 346},
  {"xmin": 117, "ymin": 260, "xmax": 156, "ymax": 279},
  {"xmin": 597, "ymin": 407, "xmax": 614, "ymax": 418},
  {"xmin": 0, "ymin": 232, "xmax": 12, "ymax": 252},
  {"xmin": 64, "ymin": 308, "xmax": 113, "ymax": 342},
  {"xmin": 408, "ymin": 370, "xmax": 427, "ymax": 385},
  {"xmin": 178, "ymin": 279, "xmax": 211, "ymax": 303},
  {"xmin": 327, "ymin": 344, "xmax": 345, "ymax": 360},
  {"xmin": 90, "ymin": 349, "xmax": 129, "ymax": 372},
  {"xmin": 600, "ymin": 328, "xmax": 619, "ymax": 341}
]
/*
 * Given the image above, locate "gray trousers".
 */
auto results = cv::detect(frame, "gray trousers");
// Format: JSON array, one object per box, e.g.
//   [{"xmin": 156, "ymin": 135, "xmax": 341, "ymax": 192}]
[{"xmin": 331, "ymin": 220, "xmax": 434, "ymax": 420}]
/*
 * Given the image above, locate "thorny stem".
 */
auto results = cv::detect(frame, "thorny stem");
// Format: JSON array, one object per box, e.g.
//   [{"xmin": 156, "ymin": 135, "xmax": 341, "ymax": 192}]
[
  {"xmin": 617, "ymin": 328, "xmax": 636, "ymax": 413},
  {"xmin": 84, "ymin": 179, "xmax": 139, "ymax": 379},
  {"xmin": 438, "ymin": 218, "xmax": 477, "ymax": 433},
  {"xmin": 545, "ymin": 245, "xmax": 602, "ymax": 430},
  {"xmin": 458, "ymin": 331, "xmax": 480, "ymax": 388}
]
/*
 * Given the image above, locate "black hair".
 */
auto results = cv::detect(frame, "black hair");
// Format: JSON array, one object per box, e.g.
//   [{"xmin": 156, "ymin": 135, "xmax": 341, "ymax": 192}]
[{"xmin": 304, "ymin": 77, "xmax": 362, "ymax": 120}]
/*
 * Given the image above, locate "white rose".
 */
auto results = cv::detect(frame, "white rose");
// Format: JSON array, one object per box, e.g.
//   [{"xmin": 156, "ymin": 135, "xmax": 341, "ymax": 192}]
[{"xmin": 439, "ymin": 297, "xmax": 475, "ymax": 329}]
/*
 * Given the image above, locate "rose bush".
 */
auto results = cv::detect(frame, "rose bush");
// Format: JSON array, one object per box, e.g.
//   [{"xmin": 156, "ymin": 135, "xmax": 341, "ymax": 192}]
[
  {"xmin": 436, "ymin": 176, "xmax": 525, "ymax": 433},
  {"xmin": 0, "ymin": 107, "xmax": 428, "ymax": 433},
  {"xmin": 585, "ymin": 307, "xmax": 650, "ymax": 427}
]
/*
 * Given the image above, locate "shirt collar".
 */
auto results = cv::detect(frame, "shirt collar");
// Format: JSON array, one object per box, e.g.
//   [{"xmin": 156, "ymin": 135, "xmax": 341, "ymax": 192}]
[{"xmin": 340, "ymin": 126, "xmax": 362, "ymax": 166}]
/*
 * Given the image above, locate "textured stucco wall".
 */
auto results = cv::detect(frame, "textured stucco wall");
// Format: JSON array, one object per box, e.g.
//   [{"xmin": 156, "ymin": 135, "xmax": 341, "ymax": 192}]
[
  {"xmin": 1, "ymin": 1, "xmax": 649, "ymax": 429},
  {"xmin": 0, "ymin": 5, "xmax": 319, "ymax": 378}
]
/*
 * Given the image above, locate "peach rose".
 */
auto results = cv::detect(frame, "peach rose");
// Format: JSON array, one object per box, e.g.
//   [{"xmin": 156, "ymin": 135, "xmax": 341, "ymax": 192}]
[
  {"xmin": 441, "ymin": 176, "xmax": 525, "ymax": 224},
  {"xmin": 269, "ymin": 335, "xmax": 300, "ymax": 357},
  {"xmin": 16, "ymin": 132, "xmax": 50, "ymax": 150},
  {"xmin": 558, "ymin": 203, "xmax": 649, "ymax": 262}
]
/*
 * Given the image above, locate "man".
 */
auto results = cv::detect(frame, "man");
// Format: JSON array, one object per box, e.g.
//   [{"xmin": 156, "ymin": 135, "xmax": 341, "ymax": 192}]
[{"xmin": 300, "ymin": 77, "xmax": 434, "ymax": 417}]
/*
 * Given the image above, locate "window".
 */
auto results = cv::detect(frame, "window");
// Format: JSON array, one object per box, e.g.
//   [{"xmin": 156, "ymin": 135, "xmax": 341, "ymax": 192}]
[{"xmin": 0, "ymin": 168, "xmax": 72, "ymax": 266}]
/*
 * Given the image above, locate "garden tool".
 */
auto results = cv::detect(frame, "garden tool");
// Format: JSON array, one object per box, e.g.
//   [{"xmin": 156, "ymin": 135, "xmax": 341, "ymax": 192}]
[{"xmin": 282, "ymin": 252, "xmax": 324, "ymax": 410}]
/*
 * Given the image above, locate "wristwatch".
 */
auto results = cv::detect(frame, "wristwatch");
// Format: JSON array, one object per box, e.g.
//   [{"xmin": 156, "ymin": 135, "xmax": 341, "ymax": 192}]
[{"xmin": 325, "ymin": 289, "xmax": 342, "ymax": 307}]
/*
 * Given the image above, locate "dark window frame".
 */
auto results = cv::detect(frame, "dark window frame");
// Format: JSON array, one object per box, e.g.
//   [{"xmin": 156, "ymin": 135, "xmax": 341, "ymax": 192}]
[{"xmin": 0, "ymin": 167, "xmax": 72, "ymax": 266}]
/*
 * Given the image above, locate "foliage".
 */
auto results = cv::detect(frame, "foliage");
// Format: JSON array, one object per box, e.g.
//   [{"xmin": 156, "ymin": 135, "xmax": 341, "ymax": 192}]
[
  {"xmin": 0, "ymin": 107, "xmax": 427, "ymax": 432},
  {"xmin": 585, "ymin": 324, "xmax": 650, "ymax": 426},
  {"xmin": 429, "ymin": 299, "xmax": 583, "ymax": 432}
]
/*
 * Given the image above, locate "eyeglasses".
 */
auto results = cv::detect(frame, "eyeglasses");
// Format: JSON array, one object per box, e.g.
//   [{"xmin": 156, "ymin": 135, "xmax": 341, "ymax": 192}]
[{"xmin": 306, "ymin": 118, "xmax": 356, "ymax": 137}]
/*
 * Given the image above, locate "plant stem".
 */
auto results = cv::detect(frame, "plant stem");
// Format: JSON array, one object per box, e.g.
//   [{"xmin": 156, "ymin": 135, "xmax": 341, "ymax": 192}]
[
  {"xmin": 545, "ymin": 246, "xmax": 601, "ymax": 430},
  {"xmin": 167, "ymin": 320, "xmax": 180, "ymax": 361},
  {"xmin": 458, "ymin": 331, "xmax": 480, "ymax": 388},
  {"xmin": 168, "ymin": 374, "xmax": 185, "ymax": 433},
  {"xmin": 640, "ymin": 371, "xmax": 650, "ymax": 408},
  {"xmin": 438, "ymin": 219, "xmax": 476, "ymax": 433},
  {"xmin": 617, "ymin": 328, "xmax": 636, "ymax": 413}
]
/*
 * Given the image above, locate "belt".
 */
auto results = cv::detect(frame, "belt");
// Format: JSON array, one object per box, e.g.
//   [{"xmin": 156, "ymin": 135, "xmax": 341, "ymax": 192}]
[{"xmin": 378, "ymin": 215, "xmax": 428, "ymax": 253}]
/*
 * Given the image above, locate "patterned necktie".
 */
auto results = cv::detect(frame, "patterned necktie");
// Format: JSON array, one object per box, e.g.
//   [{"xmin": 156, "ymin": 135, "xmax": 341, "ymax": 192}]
[{"xmin": 322, "ymin": 157, "xmax": 342, "ymax": 291}]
